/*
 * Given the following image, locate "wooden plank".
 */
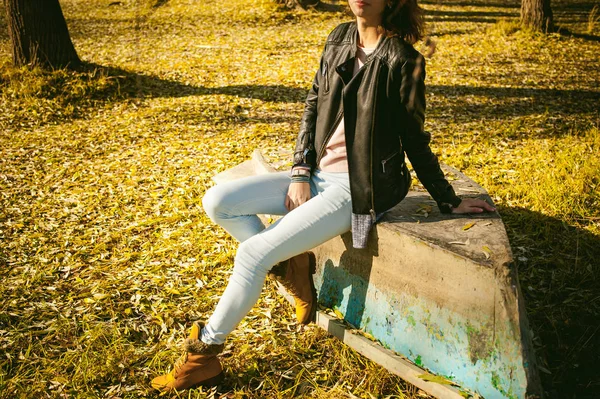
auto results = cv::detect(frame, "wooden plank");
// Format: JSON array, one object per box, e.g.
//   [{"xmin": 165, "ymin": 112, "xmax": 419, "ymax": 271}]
[
  {"xmin": 314, "ymin": 311, "xmax": 466, "ymax": 399},
  {"xmin": 275, "ymin": 284, "xmax": 465, "ymax": 399}
]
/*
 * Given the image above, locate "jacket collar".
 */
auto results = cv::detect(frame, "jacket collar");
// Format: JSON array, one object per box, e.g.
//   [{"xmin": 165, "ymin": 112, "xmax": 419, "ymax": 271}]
[{"xmin": 344, "ymin": 21, "xmax": 388, "ymax": 63}]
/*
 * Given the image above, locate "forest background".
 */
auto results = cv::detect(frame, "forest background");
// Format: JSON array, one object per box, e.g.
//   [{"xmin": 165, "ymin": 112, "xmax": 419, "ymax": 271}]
[{"xmin": 0, "ymin": 0, "xmax": 599, "ymax": 398}]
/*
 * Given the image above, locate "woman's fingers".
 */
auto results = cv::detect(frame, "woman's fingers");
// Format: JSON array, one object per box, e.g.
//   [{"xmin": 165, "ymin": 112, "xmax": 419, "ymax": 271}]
[
  {"xmin": 286, "ymin": 182, "xmax": 311, "ymax": 212},
  {"xmin": 480, "ymin": 201, "xmax": 496, "ymax": 212},
  {"xmin": 452, "ymin": 198, "xmax": 496, "ymax": 214},
  {"xmin": 469, "ymin": 200, "xmax": 495, "ymax": 212}
]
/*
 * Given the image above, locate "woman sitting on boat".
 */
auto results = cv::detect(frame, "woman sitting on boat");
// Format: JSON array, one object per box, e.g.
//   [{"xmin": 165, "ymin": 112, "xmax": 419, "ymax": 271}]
[{"xmin": 151, "ymin": 0, "xmax": 495, "ymax": 391}]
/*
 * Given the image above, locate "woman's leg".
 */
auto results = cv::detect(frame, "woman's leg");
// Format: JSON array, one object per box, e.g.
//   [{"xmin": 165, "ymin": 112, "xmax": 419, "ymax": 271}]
[
  {"xmin": 201, "ymin": 171, "xmax": 351, "ymax": 345},
  {"xmin": 202, "ymin": 171, "xmax": 293, "ymax": 243},
  {"xmin": 151, "ymin": 171, "xmax": 350, "ymax": 392}
]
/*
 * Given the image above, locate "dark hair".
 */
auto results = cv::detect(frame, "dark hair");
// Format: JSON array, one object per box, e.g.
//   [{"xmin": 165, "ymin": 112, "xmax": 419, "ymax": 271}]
[{"xmin": 382, "ymin": 0, "xmax": 424, "ymax": 43}]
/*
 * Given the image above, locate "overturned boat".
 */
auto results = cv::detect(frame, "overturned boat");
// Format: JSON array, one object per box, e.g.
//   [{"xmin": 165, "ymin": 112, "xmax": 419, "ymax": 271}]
[{"xmin": 214, "ymin": 150, "xmax": 543, "ymax": 399}]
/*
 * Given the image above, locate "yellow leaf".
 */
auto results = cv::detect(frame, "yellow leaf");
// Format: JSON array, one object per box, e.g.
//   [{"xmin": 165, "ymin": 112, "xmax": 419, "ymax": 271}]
[
  {"xmin": 482, "ymin": 245, "xmax": 491, "ymax": 259},
  {"xmin": 418, "ymin": 373, "xmax": 458, "ymax": 385},
  {"xmin": 333, "ymin": 308, "xmax": 344, "ymax": 320},
  {"xmin": 462, "ymin": 222, "xmax": 476, "ymax": 231}
]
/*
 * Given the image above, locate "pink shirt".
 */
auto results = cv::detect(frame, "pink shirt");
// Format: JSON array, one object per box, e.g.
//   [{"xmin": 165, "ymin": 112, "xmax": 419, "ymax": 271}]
[{"xmin": 318, "ymin": 45, "xmax": 375, "ymax": 173}]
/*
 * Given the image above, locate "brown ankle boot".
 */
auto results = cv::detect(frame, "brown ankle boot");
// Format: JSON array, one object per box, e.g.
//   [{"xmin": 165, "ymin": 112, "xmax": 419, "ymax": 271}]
[
  {"xmin": 268, "ymin": 252, "xmax": 317, "ymax": 325},
  {"xmin": 151, "ymin": 321, "xmax": 224, "ymax": 392}
]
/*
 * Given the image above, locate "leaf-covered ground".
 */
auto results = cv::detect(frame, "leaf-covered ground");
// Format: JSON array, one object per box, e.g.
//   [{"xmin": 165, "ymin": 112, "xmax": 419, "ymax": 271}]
[{"xmin": 0, "ymin": 0, "xmax": 599, "ymax": 398}]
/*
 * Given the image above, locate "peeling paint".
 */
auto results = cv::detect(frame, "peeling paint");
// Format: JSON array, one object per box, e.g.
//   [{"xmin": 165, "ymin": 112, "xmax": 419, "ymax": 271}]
[
  {"xmin": 466, "ymin": 321, "xmax": 494, "ymax": 365},
  {"xmin": 315, "ymin": 261, "xmax": 531, "ymax": 399}
]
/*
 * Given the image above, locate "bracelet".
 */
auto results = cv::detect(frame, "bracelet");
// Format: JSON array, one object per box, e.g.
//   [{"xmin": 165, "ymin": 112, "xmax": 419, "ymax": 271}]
[
  {"xmin": 291, "ymin": 166, "xmax": 311, "ymax": 177},
  {"xmin": 291, "ymin": 164, "xmax": 311, "ymax": 181},
  {"xmin": 291, "ymin": 175, "xmax": 310, "ymax": 183}
]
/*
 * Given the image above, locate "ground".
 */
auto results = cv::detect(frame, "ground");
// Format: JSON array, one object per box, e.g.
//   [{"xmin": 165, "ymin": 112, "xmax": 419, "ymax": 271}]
[{"xmin": 0, "ymin": 0, "xmax": 599, "ymax": 398}]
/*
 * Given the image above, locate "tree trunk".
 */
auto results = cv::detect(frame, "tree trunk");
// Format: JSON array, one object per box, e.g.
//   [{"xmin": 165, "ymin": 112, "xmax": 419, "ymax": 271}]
[
  {"xmin": 521, "ymin": 0, "xmax": 554, "ymax": 32},
  {"xmin": 4, "ymin": 0, "xmax": 80, "ymax": 68}
]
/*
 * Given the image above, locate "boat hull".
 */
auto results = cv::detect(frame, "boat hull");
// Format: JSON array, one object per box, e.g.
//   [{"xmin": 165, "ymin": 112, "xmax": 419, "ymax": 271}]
[{"xmin": 213, "ymin": 150, "xmax": 543, "ymax": 399}]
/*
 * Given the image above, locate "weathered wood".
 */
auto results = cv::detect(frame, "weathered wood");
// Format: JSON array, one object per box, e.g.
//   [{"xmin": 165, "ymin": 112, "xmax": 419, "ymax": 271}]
[
  {"xmin": 316, "ymin": 312, "xmax": 466, "ymax": 399},
  {"xmin": 4, "ymin": 0, "xmax": 80, "ymax": 68}
]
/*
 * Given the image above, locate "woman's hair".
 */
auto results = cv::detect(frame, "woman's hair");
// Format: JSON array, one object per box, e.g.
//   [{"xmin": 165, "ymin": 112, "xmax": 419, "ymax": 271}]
[{"xmin": 381, "ymin": 0, "xmax": 424, "ymax": 43}]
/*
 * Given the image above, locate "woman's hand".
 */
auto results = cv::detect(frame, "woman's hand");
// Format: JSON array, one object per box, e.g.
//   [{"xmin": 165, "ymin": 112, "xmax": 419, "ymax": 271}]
[
  {"xmin": 451, "ymin": 198, "xmax": 496, "ymax": 214},
  {"xmin": 285, "ymin": 182, "xmax": 311, "ymax": 211}
]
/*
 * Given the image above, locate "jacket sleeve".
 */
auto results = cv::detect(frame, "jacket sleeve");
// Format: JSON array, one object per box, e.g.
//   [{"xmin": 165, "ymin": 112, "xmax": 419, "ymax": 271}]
[
  {"xmin": 397, "ymin": 54, "xmax": 462, "ymax": 213},
  {"xmin": 292, "ymin": 48, "xmax": 325, "ymax": 171}
]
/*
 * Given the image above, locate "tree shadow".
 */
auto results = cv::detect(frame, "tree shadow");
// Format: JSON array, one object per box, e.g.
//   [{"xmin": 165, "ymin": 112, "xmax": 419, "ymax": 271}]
[
  {"xmin": 428, "ymin": 84, "xmax": 600, "ymax": 134},
  {"xmin": 79, "ymin": 62, "xmax": 308, "ymax": 104},
  {"xmin": 1, "ymin": 61, "xmax": 306, "ymax": 129},
  {"xmin": 84, "ymin": 60, "xmax": 301, "ymax": 104},
  {"xmin": 426, "ymin": 9, "xmax": 518, "ymax": 19},
  {"xmin": 499, "ymin": 205, "xmax": 599, "ymax": 399},
  {"xmin": 313, "ymin": 1, "xmax": 346, "ymax": 14},
  {"xmin": 430, "ymin": 29, "xmax": 478, "ymax": 37},
  {"xmin": 556, "ymin": 28, "xmax": 600, "ymax": 43},
  {"xmin": 420, "ymin": 0, "xmax": 520, "ymax": 8}
]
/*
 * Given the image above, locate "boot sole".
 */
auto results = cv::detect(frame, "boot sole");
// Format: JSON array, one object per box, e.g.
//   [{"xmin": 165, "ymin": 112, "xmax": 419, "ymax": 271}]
[
  {"xmin": 304, "ymin": 252, "xmax": 318, "ymax": 325},
  {"xmin": 187, "ymin": 371, "xmax": 225, "ymax": 390}
]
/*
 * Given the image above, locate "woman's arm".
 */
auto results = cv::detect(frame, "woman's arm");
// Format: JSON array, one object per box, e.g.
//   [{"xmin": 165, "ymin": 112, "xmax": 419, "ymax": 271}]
[
  {"xmin": 397, "ymin": 54, "xmax": 463, "ymax": 213},
  {"xmin": 292, "ymin": 52, "xmax": 324, "ymax": 171},
  {"xmin": 397, "ymin": 54, "xmax": 495, "ymax": 214},
  {"xmin": 286, "ymin": 46, "xmax": 328, "ymax": 211}
]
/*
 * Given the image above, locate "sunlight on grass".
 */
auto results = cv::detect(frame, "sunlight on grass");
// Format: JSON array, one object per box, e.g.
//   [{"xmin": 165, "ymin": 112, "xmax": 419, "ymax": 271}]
[{"xmin": 0, "ymin": 0, "xmax": 599, "ymax": 398}]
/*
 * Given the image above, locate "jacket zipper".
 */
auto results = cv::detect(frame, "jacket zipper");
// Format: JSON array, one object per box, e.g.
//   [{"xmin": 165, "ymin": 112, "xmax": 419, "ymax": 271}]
[
  {"xmin": 322, "ymin": 62, "xmax": 329, "ymax": 93},
  {"xmin": 381, "ymin": 151, "xmax": 400, "ymax": 173},
  {"xmin": 316, "ymin": 108, "xmax": 343, "ymax": 165},
  {"xmin": 369, "ymin": 65, "xmax": 380, "ymax": 220},
  {"xmin": 302, "ymin": 143, "xmax": 314, "ymax": 164}
]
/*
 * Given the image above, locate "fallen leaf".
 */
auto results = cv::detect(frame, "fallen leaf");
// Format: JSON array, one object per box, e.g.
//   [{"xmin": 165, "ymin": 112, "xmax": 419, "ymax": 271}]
[
  {"xmin": 333, "ymin": 308, "xmax": 344, "ymax": 320},
  {"xmin": 462, "ymin": 222, "xmax": 476, "ymax": 231},
  {"xmin": 482, "ymin": 245, "xmax": 492, "ymax": 259},
  {"xmin": 417, "ymin": 373, "xmax": 458, "ymax": 385}
]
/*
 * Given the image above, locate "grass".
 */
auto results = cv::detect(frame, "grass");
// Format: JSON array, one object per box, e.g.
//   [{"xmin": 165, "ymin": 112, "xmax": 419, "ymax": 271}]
[
  {"xmin": 0, "ymin": 0, "xmax": 599, "ymax": 398},
  {"xmin": 587, "ymin": 5, "xmax": 599, "ymax": 34}
]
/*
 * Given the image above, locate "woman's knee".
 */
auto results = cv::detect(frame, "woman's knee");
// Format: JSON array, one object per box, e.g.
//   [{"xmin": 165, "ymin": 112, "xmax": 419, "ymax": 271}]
[
  {"xmin": 234, "ymin": 238, "xmax": 274, "ymax": 275},
  {"xmin": 202, "ymin": 185, "xmax": 228, "ymax": 222}
]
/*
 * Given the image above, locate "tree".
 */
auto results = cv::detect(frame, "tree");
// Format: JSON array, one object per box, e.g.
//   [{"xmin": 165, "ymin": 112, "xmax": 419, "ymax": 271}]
[
  {"xmin": 521, "ymin": 0, "xmax": 554, "ymax": 32},
  {"xmin": 4, "ymin": 0, "xmax": 80, "ymax": 68}
]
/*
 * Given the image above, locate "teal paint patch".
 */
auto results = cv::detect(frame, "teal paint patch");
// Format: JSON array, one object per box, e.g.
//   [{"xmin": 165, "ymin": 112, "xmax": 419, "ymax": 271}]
[{"xmin": 315, "ymin": 260, "xmax": 528, "ymax": 399}]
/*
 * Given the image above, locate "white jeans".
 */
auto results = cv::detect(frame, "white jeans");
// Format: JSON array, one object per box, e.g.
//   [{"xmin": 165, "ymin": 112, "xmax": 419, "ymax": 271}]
[{"xmin": 200, "ymin": 169, "xmax": 352, "ymax": 344}]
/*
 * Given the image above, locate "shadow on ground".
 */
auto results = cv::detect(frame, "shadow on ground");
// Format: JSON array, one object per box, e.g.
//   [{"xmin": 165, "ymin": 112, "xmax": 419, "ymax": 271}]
[
  {"xmin": 81, "ymin": 62, "xmax": 308, "ymax": 103},
  {"xmin": 499, "ymin": 205, "xmax": 599, "ymax": 399},
  {"xmin": 7, "ymin": 61, "xmax": 597, "ymax": 135},
  {"xmin": 429, "ymin": 84, "xmax": 600, "ymax": 122}
]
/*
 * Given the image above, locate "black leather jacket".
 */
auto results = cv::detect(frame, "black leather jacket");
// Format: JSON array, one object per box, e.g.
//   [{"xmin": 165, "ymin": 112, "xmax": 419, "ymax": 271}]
[{"xmin": 293, "ymin": 22, "xmax": 461, "ymax": 248}]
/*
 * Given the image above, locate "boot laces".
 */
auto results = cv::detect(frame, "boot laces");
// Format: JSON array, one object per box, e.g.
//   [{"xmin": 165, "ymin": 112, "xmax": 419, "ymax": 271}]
[
  {"xmin": 279, "ymin": 272, "xmax": 302, "ymax": 298},
  {"xmin": 173, "ymin": 352, "xmax": 188, "ymax": 374}
]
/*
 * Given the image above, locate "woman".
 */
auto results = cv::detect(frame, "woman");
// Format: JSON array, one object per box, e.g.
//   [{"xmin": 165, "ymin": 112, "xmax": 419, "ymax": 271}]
[{"xmin": 152, "ymin": 0, "xmax": 494, "ymax": 391}]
